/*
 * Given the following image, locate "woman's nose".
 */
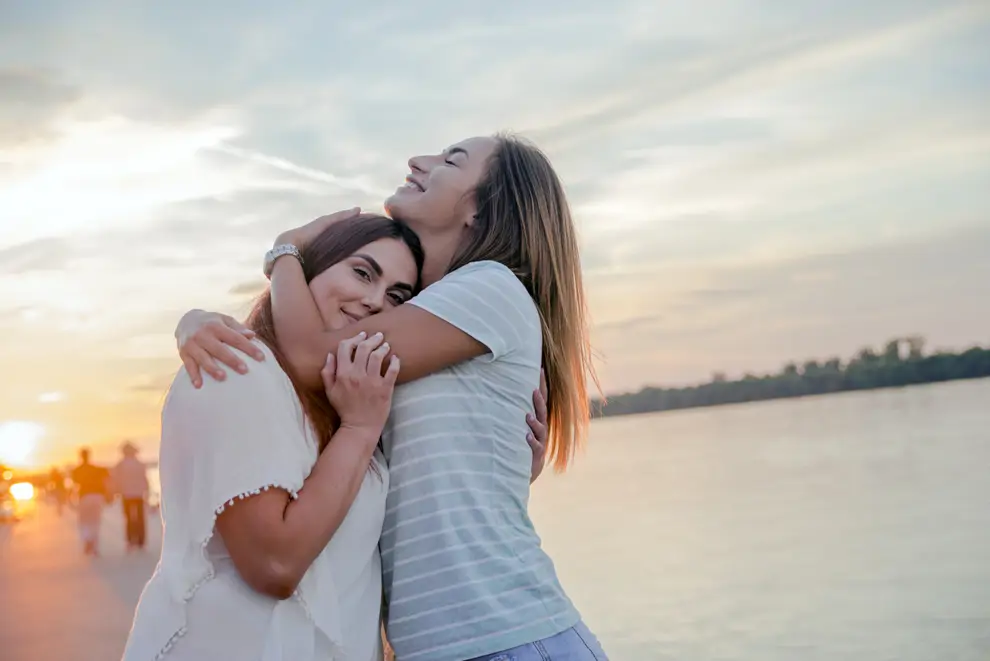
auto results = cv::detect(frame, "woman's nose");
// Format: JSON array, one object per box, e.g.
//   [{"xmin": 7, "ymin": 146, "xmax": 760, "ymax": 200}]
[
  {"xmin": 363, "ymin": 291, "xmax": 385, "ymax": 314},
  {"xmin": 408, "ymin": 155, "xmax": 427, "ymax": 173}
]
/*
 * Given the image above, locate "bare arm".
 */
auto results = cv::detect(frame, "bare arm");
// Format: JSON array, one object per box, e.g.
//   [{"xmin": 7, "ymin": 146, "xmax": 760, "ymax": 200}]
[
  {"xmin": 215, "ymin": 424, "xmax": 379, "ymax": 599},
  {"xmin": 268, "ymin": 255, "xmax": 486, "ymax": 389}
]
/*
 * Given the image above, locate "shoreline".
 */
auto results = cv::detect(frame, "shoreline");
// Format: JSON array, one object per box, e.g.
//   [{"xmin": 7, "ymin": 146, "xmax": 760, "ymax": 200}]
[{"xmin": 593, "ymin": 372, "xmax": 990, "ymax": 420}]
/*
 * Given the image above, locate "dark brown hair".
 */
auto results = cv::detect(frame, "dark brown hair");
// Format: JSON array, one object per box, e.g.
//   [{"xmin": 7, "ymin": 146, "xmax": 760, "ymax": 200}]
[
  {"xmin": 247, "ymin": 214, "xmax": 424, "ymax": 451},
  {"xmin": 449, "ymin": 134, "xmax": 599, "ymax": 471}
]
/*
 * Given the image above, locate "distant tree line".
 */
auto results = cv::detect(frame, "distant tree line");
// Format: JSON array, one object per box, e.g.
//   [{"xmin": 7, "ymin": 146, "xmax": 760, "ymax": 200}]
[{"xmin": 591, "ymin": 336, "xmax": 990, "ymax": 418}]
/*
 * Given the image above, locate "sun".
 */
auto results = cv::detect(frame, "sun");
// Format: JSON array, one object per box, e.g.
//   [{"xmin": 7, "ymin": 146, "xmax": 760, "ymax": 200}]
[{"xmin": 0, "ymin": 421, "xmax": 45, "ymax": 467}]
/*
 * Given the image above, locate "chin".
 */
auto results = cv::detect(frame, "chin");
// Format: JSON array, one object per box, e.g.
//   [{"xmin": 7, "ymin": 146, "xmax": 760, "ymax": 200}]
[{"xmin": 384, "ymin": 191, "xmax": 411, "ymax": 222}]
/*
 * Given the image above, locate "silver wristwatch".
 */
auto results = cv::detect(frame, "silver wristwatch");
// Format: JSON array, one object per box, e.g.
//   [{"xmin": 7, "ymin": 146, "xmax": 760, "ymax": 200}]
[{"xmin": 263, "ymin": 244, "xmax": 303, "ymax": 279}]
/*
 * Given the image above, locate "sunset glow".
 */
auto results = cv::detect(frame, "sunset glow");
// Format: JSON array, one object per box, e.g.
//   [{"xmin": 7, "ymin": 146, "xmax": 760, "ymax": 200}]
[
  {"xmin": 0, "ymin": 421, "xmax": 45, "ymax": 467},
  {"xmin": 10, "ymin": 482, "xmax": 35, "ymax": 502}
]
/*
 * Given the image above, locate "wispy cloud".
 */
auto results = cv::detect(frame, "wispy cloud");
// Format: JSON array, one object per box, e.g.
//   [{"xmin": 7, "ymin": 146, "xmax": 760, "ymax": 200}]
[
  {"xmin": 212, "ymin": 143, "xmax": 390, "ymax": 197},
  {"xmin": 0, "ymin": 237, "xmax": 71, "ymax": 273}
]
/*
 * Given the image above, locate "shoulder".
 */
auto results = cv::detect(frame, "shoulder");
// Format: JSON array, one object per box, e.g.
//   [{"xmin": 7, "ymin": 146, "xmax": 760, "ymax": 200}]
[
  {"xmin": 166, "ymin": 340, "xmax": 295, "ymax": 415},
  {"xmin": 426, "ymin": 261, "xmax": 536, "ymax": 317},
  {"xmin": 443, "ymin": 260, "xmax": 523, "ymax": 288}
]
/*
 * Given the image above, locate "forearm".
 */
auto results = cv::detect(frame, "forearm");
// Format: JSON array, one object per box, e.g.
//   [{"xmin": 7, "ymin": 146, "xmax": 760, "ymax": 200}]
[
  {"xmin": 280, "ymin": 427, "xmax": 379, "ymax": 573},
  {"xmin": 254, "ymin": 427, "xmax": 380, "ymax": 588},
  {"xmin": 270, "ymin": 260, "xmax": 487, "ymax": 389},
  {"xmin": 269, "ymin": 256, "xmax": 329, "ymax": 379}
]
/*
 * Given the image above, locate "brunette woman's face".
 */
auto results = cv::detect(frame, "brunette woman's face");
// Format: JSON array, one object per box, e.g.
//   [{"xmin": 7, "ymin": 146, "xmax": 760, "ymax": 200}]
[
  {"xmin": 384, "ymin": 136, "xmax": 498, "ymax": 236},
  {"xmin": 308, "ymin": 238, "xmax": 418, "ymax": 331}
]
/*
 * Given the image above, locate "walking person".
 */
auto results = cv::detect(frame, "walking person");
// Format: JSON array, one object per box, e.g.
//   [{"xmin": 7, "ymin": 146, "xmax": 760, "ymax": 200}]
[
  {"xmin": 71, "ymin": 448, "xmax": 110, "ymax": 556},
  {"xmin": 113, "ymin": 441, "xmax": 150, "ymax": 551},
  {"xmin": 49, "ymin": 467, "xmax": 68, "ymax": 516}
]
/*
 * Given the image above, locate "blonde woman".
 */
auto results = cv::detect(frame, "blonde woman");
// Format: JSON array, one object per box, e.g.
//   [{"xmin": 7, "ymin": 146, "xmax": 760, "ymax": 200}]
[{"xmin": 179, "ymin": 134, "xmax": 608, "ymax": 660}]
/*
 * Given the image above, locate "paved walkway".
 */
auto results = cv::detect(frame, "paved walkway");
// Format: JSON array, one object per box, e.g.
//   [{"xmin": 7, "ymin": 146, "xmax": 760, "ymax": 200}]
[{"xmin": 0, "ymin": 500, "xmax": 161, "ymax": 661}]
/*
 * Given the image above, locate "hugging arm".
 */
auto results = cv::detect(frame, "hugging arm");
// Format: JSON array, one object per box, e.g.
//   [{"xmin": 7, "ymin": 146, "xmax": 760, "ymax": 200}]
[
  {"xmin": 267, "ymin": 254, "xmax": 486, "ymax": 389},
  {"xmin": 175, "ymin": 256, "xmax": 485, "ymax": 392}
]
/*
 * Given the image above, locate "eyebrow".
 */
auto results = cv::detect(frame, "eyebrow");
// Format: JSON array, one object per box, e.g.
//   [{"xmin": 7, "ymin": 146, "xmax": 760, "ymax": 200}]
[
  {"xmin": 355, "ymin": 254, "xmax": 414, "ymax": 294},
  {"xmin": 354, "ymin": 253, "xmax": 383, "ymax": 276}
]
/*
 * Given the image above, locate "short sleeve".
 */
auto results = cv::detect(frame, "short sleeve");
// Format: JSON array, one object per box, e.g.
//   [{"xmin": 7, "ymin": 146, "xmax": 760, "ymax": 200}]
[
  {"xmin": 408, "ymin": 260, "xmax": 539, "ymax": 360},
  {"xmin": 160, "ymin": 341, "xmax": 312, "ymax": 538}
]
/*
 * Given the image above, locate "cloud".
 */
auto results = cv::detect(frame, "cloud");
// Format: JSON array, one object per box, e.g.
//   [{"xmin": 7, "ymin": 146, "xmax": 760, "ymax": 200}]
[
  {"xmin": 0, "ymin": 68, "xmax": 81, "ymax": 147},
  {"xmin": 128, "ymin": 372, "xmax": 178, "ymax": 395},
  {"xmin": 0, "ymin": 237, "xmax": 71, "ymax": 273},
  {"xmin": 528, "ymin": 1, "xmax": 990, "ymax": 148},
  {"xmin": 593, "ymin": 223, "xmax": 990, "ymax": 391},
  {"xmin": 230, "ymin": 280, "xmax": 268, "ymax": 297}
]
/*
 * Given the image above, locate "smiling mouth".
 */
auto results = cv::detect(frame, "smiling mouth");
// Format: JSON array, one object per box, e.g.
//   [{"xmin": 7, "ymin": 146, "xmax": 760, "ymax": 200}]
[
  {"xmin": 342, "ymin": 310, "xmax": 362, "ymax": 325},
  {"xmin": 402, "ymin": 176, "xmax": 425, "ymax": 192}
]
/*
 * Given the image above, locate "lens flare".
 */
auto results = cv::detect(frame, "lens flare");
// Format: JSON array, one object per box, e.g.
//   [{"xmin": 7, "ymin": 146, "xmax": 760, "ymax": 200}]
[{"xmin": 10, "ymin": 482, "xmax": 34, "ymax": 501}]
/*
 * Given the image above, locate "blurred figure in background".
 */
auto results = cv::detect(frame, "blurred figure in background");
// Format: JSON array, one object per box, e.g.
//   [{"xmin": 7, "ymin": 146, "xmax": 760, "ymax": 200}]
[
  {"xmin": 71, "ymin": 448, "xmax": 110, "ymax": 556},
  {"xmin": 112, "ymin": 441, "xmax": 149, "ymax": 551},
  {"xmin": 48, "ymin": 466, "xmax": 68, "ymax": 516}
]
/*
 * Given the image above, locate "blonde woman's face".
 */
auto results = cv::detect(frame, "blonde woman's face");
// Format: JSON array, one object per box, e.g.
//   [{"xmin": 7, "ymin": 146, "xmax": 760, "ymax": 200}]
[{"xmin": 385, "ymin": 136, "xmax": 497, "ymax": 237}]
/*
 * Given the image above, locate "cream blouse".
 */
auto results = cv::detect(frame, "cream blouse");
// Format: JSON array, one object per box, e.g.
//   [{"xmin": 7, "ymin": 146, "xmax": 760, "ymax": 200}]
[{"xmin": 122, "ymin": 341, "xmax": 388, "ymax": 661}]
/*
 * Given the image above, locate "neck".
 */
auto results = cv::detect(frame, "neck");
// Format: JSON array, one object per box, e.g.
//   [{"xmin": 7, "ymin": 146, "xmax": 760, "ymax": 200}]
[{"xmin": 419, "ymin": 229, "xmax": 463, "ymax": 287}]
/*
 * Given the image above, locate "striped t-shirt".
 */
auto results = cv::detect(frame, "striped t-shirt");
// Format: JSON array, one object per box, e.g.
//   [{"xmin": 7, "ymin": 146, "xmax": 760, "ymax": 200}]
[{"xmin": 380, "ymin": 260, "xmax": 580, "ymax": 661}]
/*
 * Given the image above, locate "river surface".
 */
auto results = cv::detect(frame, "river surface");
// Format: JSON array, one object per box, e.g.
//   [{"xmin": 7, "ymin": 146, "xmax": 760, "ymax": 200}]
[
  {"xmin": 530, "ymin": 378, "xmax": 990, "ymax": 660},
  {"xmin": 146, "ymin": 379, "xmax": 990, "ymax": 659}
]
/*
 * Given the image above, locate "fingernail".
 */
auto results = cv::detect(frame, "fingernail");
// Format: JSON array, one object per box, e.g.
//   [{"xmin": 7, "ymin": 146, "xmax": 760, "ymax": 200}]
[
  {"xmin": 193, "ymin": 379, "xmax": 202, "ymax": 388},
  {"xmin": 326, "ymin": 354, "xmax": 333, "ymax": 364},
  {"xmin": 373, "ymin": 332, "xmax": 383, "ymax": 339},
  {"xmin": 381, "ymin": 342, "xmax": 390, "ymax": 351},
  {"xmin": 358, "ymin": 331, "xmax": 367, "ymax": 338},
  {"xmin": 527, "ymin": 433, "xmax": 535, "ymax": 441},
  {"xmin": 236, "ymin": 364, "xmax": 247, "ymax": 373},
  {"xmin": 526, "ymin": 413, "xmax": 535, "ymax": 422},
  {"xmin": 255, "ymin": 352, "xmax": 265, "ymax": 361}
]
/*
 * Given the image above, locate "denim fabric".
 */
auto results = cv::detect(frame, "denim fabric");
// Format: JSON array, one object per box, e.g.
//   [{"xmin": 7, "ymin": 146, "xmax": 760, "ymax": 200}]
[{"xmin": 465, "ymin": 621, "xmax": 608, "ymax": 661}]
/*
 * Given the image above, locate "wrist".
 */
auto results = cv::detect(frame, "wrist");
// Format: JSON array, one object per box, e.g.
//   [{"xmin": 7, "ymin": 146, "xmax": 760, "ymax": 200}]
[
  {"xmin": 264, "ymin": 244, "xmax": 304, "ymax": 279},
  {"xmin": 336, "ymin": 421, "xmax": 382, "ymax": 445},
  {"xmin": 274, "ymin": 232, "xmax": 300, "ymax": 249},
  {"xmin": 175, "ymin": 309, "xmax": 206, "ymax": 339}
]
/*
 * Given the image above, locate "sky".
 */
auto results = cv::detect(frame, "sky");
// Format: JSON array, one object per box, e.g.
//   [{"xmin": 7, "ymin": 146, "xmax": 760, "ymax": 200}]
[{"xmin": 1, "ymin": 0, "xmax": 988, "ymax": 467}]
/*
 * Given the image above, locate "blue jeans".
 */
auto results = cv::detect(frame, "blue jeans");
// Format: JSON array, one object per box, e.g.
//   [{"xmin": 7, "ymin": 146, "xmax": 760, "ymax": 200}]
[{"xmin": 466, "ymin": 621, "xmax": 608, "ymax": 660}]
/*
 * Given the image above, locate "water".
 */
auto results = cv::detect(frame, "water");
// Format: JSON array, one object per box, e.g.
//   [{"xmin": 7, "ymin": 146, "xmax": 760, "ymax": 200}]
[
  {"xmin": 142, "ymin": 379, "xmax": 990, "ymax": 659},
  {"xmin": 529, "ymin": 378, "xmax": 990, "ymax": 660}
]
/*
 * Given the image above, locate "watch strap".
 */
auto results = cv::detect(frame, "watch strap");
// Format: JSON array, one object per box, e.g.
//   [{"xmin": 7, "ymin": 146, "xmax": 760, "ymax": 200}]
[{"xmin": 263, "ymin": 244, "xmax": 303, "ymax": 279}]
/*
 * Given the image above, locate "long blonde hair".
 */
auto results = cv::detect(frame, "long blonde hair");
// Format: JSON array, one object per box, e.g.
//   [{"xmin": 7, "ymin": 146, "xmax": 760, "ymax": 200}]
[{"xmin": 449, "ymin": 134, "xmax": 600, "ymax": 471}]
